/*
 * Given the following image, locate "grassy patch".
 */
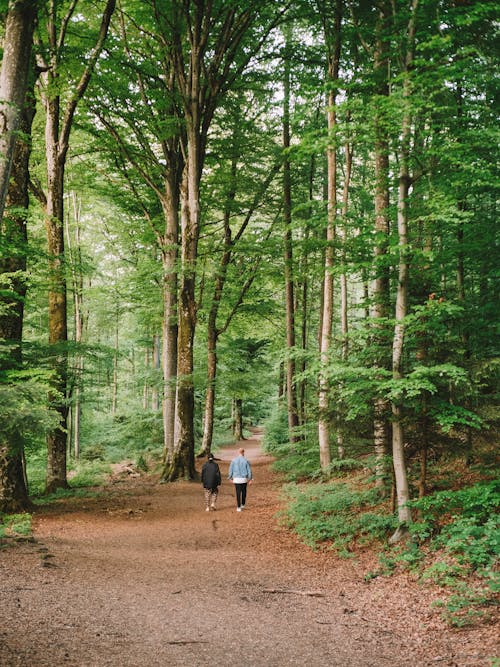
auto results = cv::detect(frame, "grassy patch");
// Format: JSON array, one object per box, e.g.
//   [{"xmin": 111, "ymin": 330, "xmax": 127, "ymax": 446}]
[{"xmin": 0, "ymin": 513, "xmax": 32, "ymax": 539}]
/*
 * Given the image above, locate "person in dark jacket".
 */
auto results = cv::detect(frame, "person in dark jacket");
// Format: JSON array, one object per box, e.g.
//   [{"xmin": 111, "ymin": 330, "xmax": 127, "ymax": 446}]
[{"xmin": 201, "ymin": 453, "xmax": 221, "ymax": 511}]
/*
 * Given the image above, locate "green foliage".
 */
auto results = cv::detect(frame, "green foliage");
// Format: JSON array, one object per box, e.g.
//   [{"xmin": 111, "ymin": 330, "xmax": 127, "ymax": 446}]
[
  {"xmin": 407, "ymin": 481, "xmax": 500, "ymax": 578},
  {"xmin": 281, "ymin": 481, "xmax": 396, "ymax": 551},
  {"xmin": 263, "ymin": 407, "xmax": 321, "ymax": 480},
  {"xmin": 69, "ymin": 461, "xmax": 110, "ymax": 489},
  {"xmin": 81, "ymin": 408, "xmax": 164, "ymax": 463},
  {"xmin": 315, "ymin": 458, "xmax": 365, "ymax": 478},
  {"xmin": 432, "ymin": 582, "xmax": 498, "ymax": 628},
  {"xmin": 0, "ymin": 371, "xmax": 60, "ymax": 452},
  {"xmin": 26, "ymin": 451, "xmax": 110, "ymax": 497},
  {"xmin": 262, "ymin": 405, "xmax": 289, "ymax": 453},
  {"xmin": 0, "ymin": 513, "xmax": 32, "ymax": 539}
]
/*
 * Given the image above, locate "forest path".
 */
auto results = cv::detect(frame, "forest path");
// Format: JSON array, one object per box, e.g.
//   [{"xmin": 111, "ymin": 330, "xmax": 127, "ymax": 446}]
[{"xmin": 1, "ymin": 429, "xmax": 496, "ymax": 666}]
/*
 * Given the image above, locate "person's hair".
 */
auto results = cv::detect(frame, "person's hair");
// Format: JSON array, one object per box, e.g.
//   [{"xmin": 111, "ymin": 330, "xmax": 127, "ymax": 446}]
[{"xmin": 238, "ymin": 448, "xmax": 244, "ymax": 455}]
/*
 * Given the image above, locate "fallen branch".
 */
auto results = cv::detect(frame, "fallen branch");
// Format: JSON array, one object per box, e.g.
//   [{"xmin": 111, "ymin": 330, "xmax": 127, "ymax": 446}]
[
  {"xmin": 263, "ymin": 589, "xmax": 325, "ymax": 597},
  {"xmin": 166, "ymin": 640, "xmax": 209, "ymax": 645}
]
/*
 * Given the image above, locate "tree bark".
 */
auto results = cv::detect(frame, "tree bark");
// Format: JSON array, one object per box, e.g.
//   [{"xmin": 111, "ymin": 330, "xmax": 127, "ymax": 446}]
[
  {"xmin": 282, "ymin": 30, "xmax": 300, "ymax": 444},
  {"xmin": 233, "ymin": 398, "xmax": 243, "ymax": 441},
  {"xmin": 336, "ymin": 114, "xmax": 352, "ymax": 461},
  {"xmin": 149, "ymin": 334, "xmax": 159, "ymax": 412},
  {"xmin": 390, "ymin": 0, "xmax": 419, "ymax": 538},
  {"xmin": 0, "ymin": 0, "xmax": 37, "ymax": 223},
  {"xmin": 66, "ymin": 191, "xmax": 84, "ymax": 460},
  {"xmin": 371, "ymin": 2, "xmax": 391, "ymax": 490},
  {"xmin": 318, "ymin": 0, "xmax": 341, "ymax": 471},
  {"xmin": 166, "ymin": 155, "xmax": 198, "ymax": 481}
]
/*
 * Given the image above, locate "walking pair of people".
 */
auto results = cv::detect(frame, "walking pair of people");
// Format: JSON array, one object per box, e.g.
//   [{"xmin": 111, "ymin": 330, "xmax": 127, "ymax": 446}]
[{"xmin": 201, "ymin": 447, "xmax": 252, "ymax": 512}]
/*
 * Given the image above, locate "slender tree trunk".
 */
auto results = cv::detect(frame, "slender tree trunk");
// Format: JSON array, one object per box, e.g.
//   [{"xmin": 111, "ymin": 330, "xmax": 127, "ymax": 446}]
[
  {"xmin": 318, "ymin": 0, "xmax": 341, "ymax": 470},
  {"xmin": 200, "ymin": 137, "xmax": 237, "ymax": 457},
  {"xmin": 336, "ymin": 120, "xmax": 352, "ymax": 461},
  {"xmin": 160, "ymin": 183, "xmax": 179, "ymax": 469},
  {"xmin": 233, "ymin": 398, "xmax": 243, "ymax": 441},
  {"xmin": 151, "ymin": 334, "xmax": 160, "ymax": 412},
  {"xmin": 372, "ymin": 3, "xmax": 391, "ymax": 490},
  {"xmin": 0, "ymin": 0, "xmax": 37, "ymax": 223},
  {"xmin": 143, "ymin": 346, "xmax": 150, "ymax": 410},
  {"xmin": 111, "ymin": 318, "xmax": 118, "ymax": 415},
  {"xmin": 66, "ymin": 191, "xmax": 85, "ymax": 460},
  {"xmin": 390, "ymin": 0, "xmax": 419, "ymax": 540},
  {"xmin": 282, "ymin": 32, "xmax": 300, "ymax": 443},
  {"xmin": 44, "ymin": 128, "xmax": 69, "ymax": 492}
]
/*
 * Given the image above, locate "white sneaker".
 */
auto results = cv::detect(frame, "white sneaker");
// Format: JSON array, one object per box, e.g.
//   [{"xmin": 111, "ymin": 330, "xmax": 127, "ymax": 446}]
[
  {"xmin": 205, "ymin": 507, "xmax": 210, "ymax": 512},
  {"xmin": 241, "ymin": 505, "xmax": 245, "ymax": 509},
  {"xmin": 236, "ymin": 507, "xmax": 242, "ymax": 512}
]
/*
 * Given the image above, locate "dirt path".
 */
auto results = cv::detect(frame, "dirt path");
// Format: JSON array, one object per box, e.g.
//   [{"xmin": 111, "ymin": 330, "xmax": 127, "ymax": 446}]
[{"xmin": 1, "ymin": 430, "xmax": 497, "ymax": 666}]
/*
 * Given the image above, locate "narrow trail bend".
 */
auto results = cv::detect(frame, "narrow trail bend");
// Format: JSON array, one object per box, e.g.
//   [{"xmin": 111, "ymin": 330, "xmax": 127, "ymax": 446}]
[{"xmin": 1, "ymin": 429, "xmax": 496, "ymax": 666}]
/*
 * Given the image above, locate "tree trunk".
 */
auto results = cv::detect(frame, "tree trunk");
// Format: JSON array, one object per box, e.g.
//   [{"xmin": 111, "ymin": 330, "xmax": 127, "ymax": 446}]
[
  {"xmin": 165, "ymin": 143, "xmax": 199, "ymax": 481},
  {"xmin": 160, "ymin": 179, "xmax": 180, "ymax": 468},
  {"xmin": 200, "ymin": 134, "xmax": 237, "ymax": 457},
  {"xmin": 38, "ymin": 0, "xmax": 116, "ymax": 493},
  {"xmin": 66, "ymin": 190, "xmax": 85, "ymax": 460},
  {"xmin": 282, "ymin": 31, "xmax": 300, "ymax": 443},
  {"xmin": 151, "ymin": 334, "xmax": 160, "ymax": 412},
  {"xmin": 143, "ymin": 346, "xmax": 150, "ymax": 410},
  {"xmin": 233, "ymin": 398, "xmax": 243, "ymax": 441},
  {"xmin": 44, "ymin": 128, "xmax": 69, "ymax": 492},
  {"xmin": 336, "ymin": 114, "xmax": 353, "ymax": 461},
  {"xmin": 390, "ymin": 0, "xmax": 419, "ymax": 539},
  {"xmin": 371, "ymin": 2, "xmax": 391, "ymax": 491},
  {"xmin": 318, "ymin": 0, "xmax": 341, "ymax": 470},
  {"xmin": 0, "ymin": 0, "xmax": 37, "ymax": 222},
  {"xmin": 112, "ymin": 319, "xmax": 119, "ymax": 415}
]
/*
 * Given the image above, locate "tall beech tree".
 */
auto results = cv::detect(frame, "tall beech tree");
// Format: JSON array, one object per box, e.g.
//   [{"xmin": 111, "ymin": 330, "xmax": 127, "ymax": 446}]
[
  {"xmin": 87, "ymin": 0, "xmax": 185, "ymax": 469},
  {"xmin": 370, "ymin": 1, "xmax": 392, "ymax": 490},
  {"xmin": 317, "ymin": 0, "xmax": 341, "ymax": 470},
  {"xmin": 282, "ymin": 27, "xmax": 300, "ymax": 443},
  {"xmin": 33, "ymin": 0, "xmax": 116, "ymax": 492},
  {"xmin": 160, "ymin": 0, "xmax": 288, "ymax": 481},
  {"xmin": 389, "ymin": 0, "xmax": 419, "ymax": 538}
]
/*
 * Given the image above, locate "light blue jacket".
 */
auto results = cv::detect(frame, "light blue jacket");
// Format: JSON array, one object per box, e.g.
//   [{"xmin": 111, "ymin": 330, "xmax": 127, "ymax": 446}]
[{"xmin": 228, "ymin": 455, "xmax": 252, "ymax": 481}]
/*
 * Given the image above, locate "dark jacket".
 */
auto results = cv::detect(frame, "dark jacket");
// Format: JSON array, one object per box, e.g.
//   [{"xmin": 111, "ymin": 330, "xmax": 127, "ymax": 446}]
[{"xmin": 201, "ymin": 460, "xmax": 221, "ymax": 490}]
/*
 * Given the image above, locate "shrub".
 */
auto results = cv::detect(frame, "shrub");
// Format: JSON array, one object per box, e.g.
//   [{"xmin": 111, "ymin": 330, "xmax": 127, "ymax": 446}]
[{"xmin": 281, "ymin": 481, "xmax": 396, "ymax": 550}]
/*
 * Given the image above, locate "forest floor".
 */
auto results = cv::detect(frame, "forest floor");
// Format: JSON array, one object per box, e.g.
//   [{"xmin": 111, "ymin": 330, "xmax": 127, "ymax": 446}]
[{"xmin": 0, "ymin": 429, "xmax": 498, "ymax": 667}]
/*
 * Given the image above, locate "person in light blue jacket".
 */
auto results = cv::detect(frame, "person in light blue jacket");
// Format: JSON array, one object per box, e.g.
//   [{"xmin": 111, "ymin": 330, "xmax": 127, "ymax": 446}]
[{"xmin": 228, "ymin": 448, "xmax": 252, "ymax": 512}]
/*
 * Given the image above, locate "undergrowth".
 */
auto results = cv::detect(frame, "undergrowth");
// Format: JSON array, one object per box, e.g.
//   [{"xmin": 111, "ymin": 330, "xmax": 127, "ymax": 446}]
[
  {"xmin": 281, "ymin": 479, "xmax": 396, "ymax": 554},
  {"xmin": 0, "ymin": 513, "xmax": 32, "ymax": 540}
]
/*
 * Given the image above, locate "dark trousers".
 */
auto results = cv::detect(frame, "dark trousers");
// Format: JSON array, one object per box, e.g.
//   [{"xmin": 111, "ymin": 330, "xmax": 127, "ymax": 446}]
[{"xmin": 234, "ymin": 483, "xmax": 247, "ymax": 508}]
